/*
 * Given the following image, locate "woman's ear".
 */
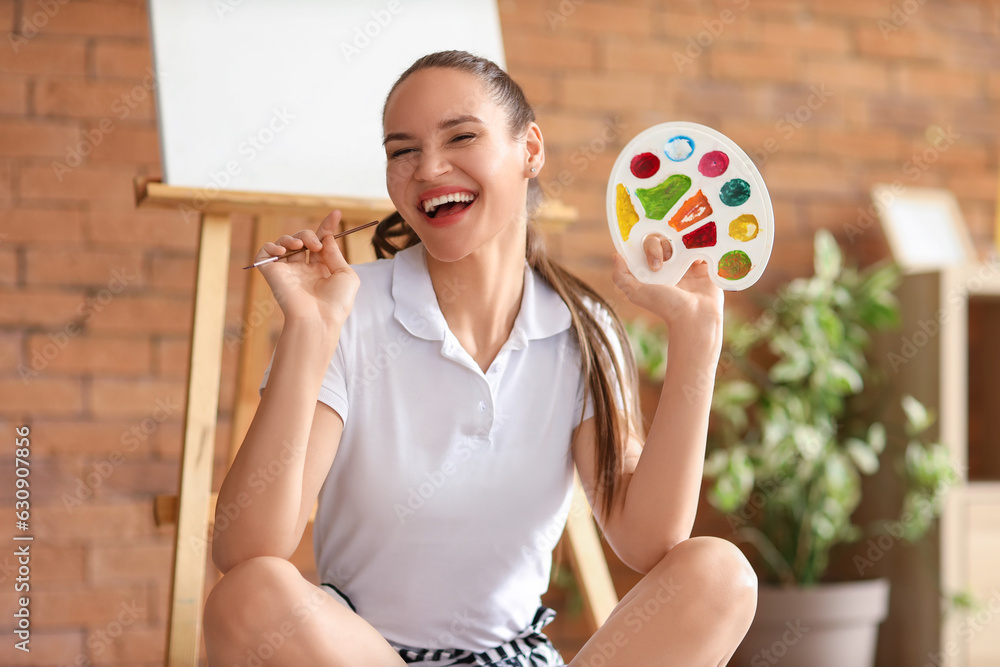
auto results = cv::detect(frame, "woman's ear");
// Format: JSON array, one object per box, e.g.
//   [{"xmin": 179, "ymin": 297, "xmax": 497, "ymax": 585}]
[{"xmin": 524, "ymin": 122, "xmax": 544, "ymax": 177}]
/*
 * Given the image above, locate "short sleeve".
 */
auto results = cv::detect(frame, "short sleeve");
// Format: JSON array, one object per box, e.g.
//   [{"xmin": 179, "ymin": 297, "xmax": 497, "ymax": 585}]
[
  {"xmin": 575, "ymin": 298, "xmax": 632, "ymax": 424},
  {"xmin": 258, "ymin": 334, "xmax": 352, "ymax": 424}
]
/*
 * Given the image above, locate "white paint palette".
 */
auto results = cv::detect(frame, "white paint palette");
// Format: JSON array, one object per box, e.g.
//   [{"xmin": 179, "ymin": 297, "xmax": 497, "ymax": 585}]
[{"xmin": 606, "ymin": 122, "xmax": 774, "ymax": 291}]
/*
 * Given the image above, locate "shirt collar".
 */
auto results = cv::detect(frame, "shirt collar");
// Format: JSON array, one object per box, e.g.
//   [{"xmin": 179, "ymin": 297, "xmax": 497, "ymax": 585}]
[{"xmin": 391, "ymin": 244, "xmax": 572, "ymax": 345}]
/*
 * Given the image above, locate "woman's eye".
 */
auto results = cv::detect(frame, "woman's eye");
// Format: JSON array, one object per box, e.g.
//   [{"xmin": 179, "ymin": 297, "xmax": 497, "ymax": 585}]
[
  {"xmin": 451, "ymin": 133, "xmax": 476, "ymax": 143},
  {"xmin": 389, "ymin": 147, "xmax": 415, "ymax": 159}
]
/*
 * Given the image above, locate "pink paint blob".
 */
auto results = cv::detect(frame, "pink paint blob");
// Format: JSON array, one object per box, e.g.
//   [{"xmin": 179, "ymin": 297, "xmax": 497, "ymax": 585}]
[
  {"xmin": 698, "ymin": 150, "xmax": 729, "ymax": 177},
  {"xmin": 630, "ymin": 152, "xmax": 660, "ymax": 179}
]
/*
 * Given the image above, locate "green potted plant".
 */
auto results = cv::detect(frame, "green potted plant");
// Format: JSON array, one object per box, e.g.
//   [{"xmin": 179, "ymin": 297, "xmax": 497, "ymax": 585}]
[{"xmin": 628, "ymin": 230, "xmax": 956, "ymax": 667}]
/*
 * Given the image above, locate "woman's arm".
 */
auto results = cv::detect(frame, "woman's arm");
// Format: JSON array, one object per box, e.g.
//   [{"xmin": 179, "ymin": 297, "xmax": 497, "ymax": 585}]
[
  {"xmin": 211, "ymin": 211, "xmax": 360, "ymax": 574},
  {"xmin": 573, "ymin": 254, "xmax": 724, "ymax": 573},
  {"xmin": 212, "ymin": 320, "xmax": 345, "ymax": 574}
]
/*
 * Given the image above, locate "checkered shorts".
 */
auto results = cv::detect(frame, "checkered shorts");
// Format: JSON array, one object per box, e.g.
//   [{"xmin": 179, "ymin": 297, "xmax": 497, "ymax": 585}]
[
  {"xmin": 320, "ymin": 583, "xmax": 565, "ymax": 666},
  {"xmin": 389, "ymin": 606, "xmax": 565, "ymax": 666}
]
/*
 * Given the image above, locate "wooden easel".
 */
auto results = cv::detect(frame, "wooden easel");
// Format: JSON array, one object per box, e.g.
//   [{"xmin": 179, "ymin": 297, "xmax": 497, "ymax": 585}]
[{"xmin": 135, "ymin": 178, "xmax": 618, "ymax": 666}]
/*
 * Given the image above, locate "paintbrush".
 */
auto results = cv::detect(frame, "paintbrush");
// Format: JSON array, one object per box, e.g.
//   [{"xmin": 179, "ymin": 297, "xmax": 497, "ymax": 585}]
[{"xmin": 242, "ymin": 219, "xmax": 380, "ymax": 269}]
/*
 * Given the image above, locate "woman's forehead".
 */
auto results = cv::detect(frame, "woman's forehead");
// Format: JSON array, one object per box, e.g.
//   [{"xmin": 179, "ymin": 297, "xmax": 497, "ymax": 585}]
[{"xmin": 383, "ymin": 68, "xmax": 500, "ymax": 132}]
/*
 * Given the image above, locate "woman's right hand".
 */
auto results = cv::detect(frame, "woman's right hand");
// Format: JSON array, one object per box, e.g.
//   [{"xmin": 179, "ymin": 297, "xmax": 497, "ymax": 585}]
[{"xmin": 254, "ymin": 210, "xmax": 361, "ymax": 327}]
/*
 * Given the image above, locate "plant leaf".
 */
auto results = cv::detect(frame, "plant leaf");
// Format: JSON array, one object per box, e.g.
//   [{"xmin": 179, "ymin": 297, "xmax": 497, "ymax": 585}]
[
  {"xmin": 847, "ymin": 438, "xmax": 880, "ymax": 475},
  {"xmin": 814, "ymin": 229, "xmax": 842, "ymax": 281}
]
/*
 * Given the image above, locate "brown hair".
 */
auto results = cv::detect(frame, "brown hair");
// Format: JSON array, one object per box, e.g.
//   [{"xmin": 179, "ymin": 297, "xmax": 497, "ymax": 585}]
[{"xmin": 376, "ymin": 50, "xmax": 642, "ymax": 519}]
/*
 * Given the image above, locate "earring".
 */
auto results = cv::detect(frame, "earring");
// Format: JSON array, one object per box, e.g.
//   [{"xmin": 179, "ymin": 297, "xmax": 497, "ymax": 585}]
[{"xmin": 530, "ymin": 167, "xmax": 536, "ymax": 172}]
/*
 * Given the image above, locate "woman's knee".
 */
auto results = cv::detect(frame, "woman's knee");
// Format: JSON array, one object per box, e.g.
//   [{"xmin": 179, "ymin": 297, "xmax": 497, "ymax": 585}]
[
  {"xmin": 663, "ymin": 537, "xmax": 758, "ymax": 621},
  {"xmin": 204, "ymin": 556, "xmax": 306, "ymax": 642}
]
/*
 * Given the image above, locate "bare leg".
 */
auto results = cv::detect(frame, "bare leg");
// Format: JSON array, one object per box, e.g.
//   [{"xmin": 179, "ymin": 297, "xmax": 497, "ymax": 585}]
[
  {"xmin": 568, "ymin": 537, "xmax": 757, "ymax": 667},
  {"xmin": 203, "ymin": 557, "xmax": 406, "ymax": 667}
]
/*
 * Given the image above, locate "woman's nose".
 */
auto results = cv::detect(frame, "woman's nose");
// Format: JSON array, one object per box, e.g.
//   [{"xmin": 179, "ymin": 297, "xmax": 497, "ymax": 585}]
[{"xmin": 413, "ymin": 149, "xmax": 451, "ymax": 181}]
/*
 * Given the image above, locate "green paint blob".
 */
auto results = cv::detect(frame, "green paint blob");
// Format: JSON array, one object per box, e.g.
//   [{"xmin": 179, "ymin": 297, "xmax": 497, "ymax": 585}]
[
  {"xmin": 635, "ymin": 174, "xmax": 692, "ymax": 220},
  {"xmin": 720, "ymin": 178, "xmax": 751, "ymax": 206},
  {"xmin": 718, "ymin": 250, "xmax": 752, "ymax": 280}
]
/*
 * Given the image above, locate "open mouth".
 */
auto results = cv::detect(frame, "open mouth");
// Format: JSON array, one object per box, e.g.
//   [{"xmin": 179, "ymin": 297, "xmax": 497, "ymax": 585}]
[{"xmin": 421, "ymin": 191, "xmax": 477, "ymax": 219}]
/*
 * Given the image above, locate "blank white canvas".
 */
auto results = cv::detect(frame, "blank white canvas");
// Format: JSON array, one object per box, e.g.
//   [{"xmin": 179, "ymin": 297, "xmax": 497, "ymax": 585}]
[{"xmin": 148, "ymin": 0, "xmax": 506, "ymax": 200}]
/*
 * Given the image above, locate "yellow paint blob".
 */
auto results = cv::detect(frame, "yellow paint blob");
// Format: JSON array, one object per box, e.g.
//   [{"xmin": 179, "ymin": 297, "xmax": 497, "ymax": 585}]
[
  {"xmin": 729, "ymin": 213, "xmax": 759, "ymax": 242},
  {"xmin": 616, "ymin": 183, "xmax": 640, "ymax": 241}
]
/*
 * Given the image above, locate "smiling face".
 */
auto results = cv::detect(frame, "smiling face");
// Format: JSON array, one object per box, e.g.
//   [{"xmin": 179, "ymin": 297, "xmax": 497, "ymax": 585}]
[{"xmin": 382, "ymin": 67, "xmax": 540, "ymax": 263}]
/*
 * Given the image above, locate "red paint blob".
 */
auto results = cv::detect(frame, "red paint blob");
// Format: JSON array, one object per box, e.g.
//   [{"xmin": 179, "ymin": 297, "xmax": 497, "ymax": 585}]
[
  {"xmin": 698, "ymin": 150, "xmax": 729, "ymax": 177},
  {"xmin": 682, "ymin": 221, "xmax": 717, "ymax": 249},
  {"xmin": 630, "ymin": 152, "xmax": 660, "ymax": 179}
]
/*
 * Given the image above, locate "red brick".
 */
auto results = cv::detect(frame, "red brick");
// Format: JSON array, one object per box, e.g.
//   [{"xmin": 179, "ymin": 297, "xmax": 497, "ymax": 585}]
[
  {"xmin": 92, "ymin": 39, "xmax": 152, "ymax": 79},
  {"xmin": 0, "ymin": 160, "xmax": 11, "ymax": 204},
  {"xmin": 33, "ymin": 545, "xmax": 86, "ymax": 584},
  {"xmin": 154, "ymin": 337, "xmax": 190, "ymax": 379},
  {"xmin": 25, "ymin": 247, "xmax": 144, "ymax": 287},
  {"xmin": 497, "ymin": 0, "xmax": 554, "ymax": 31},
  {"xmin": 19, "ymin": 164, "xmax": 136, "ymax": 203},
  {"xmin": 22, "ymin": 0, "xmax": 148, "ymax": 38},
  {"xmin": 656, "ymin": 8, "xmax": 758, "ymax": 43},
  {"xmin": 85, "ymin": 204, "xmax": 200, "ymax": 251},
  {"xmin": 0, "ymin": 76, "xmax": 27, "ymax": 114},
  {"xmin": 0, "ymin": 377, "xmax": 83, "ymax": 415},
  {"xmin": 89, "ymin": 378, "xmax": 185, "ymax": 419},
  {"xmin": 805, "ymin": 59, "xmax": 891, "ymax": 94},
  {"xmin": 0, "ymin": 631, "xmax": 84, "ymax": 666},
  {"xmin": 504, "ymin": 31, "xmax": 596, "ymax": 71},
  {"xmin": 149, "ymin": 254, "xmax": 196, "ymax": 292},
  {"xmin": 815, "ymin": 128, "xmax": 905, "ymax": 161},
  {"xmin": 946, "ymin": 170, "xmax": 998, "ymax": 203},
  {"xmin": 108, "ymin": 625, "xmax": 167, "ymax": 664},
  {"xmin": 0, "ymin": 247, "xmax": 15, "ymax": 285},
  {"xmin": 0, "ymin": 35, "xmax": 87, "ymax": 75},
  {"xmin": 560, "ymin": 73, "xmax": 655, "ymax": 113},
  {"xmin": 894, "ymin": 65, "xmax": 983, "ymax": 100},
  {"xmin": 95, "ymin": 458, "xmax": 179, "ymax": 498},
  {"xmin": 814, "ymin": 1, "xmax": 900, "ymax": 20},
  {"xmin": 856, "ymin": 26, "xmax": 948, "ymax": 60},
  {"xmin": 85, "ymin": 293, "xmax": 192, "ymax": 335},
  {"xmin": 710, "ymin": 49, "xmax": 801, "ymax": 84},
  {"xmin": 558, "ymin": 3, "xmax": 653, "ymax": 38},
  {"xmin": 32, "ymin": 584, "xmax": 150, "ymax": 629},
  {"xmin": 603, "ymin": 39, "xmax": 704, "ymax": 77},
  {"xmin": 87, "ymin": 121, "xmax": 160, "ymax": 165},
  {"xmin": 0, "ymin": 332, "xmax": 22, "ymax": 372},
  {"xmin": 506, "ymin": 68, "xmax": 557, "ymax": 107},
  {"xmin": 763, "ymin": 157, "xmax": 857, "ymax": 198},
  {"xmin": 35, "ymin": 78, "xmax": 155, "ymax": 121},
  {"xmin": 26, "ymin": 334, "xmax": 151, "ymax": 376},
  {"xmin": 90, "ymin": 541, "xmax": 172, "ymax": 581},
  {"xmin": 0, "ymin": 119, "xmax": 81, "ymax": 158},
  {"xmin": 0, "ymin": 289, "xmax": 89, "ymax": 327},
  {"xmin": 922, "ymin": 3, "xmax": 988, "ymax": 33},
  {"xmin": 988, "ymin": 72, "xmax": 1000, "ymax": 100},
  {"xmin": 30, "ymin": 419, "xmax": 157, "ymax": 457},
  {"xmin": 536, "ymin": 111, "xmax": 627, "ymax": 150},
  {"xmin": 35, "ymin": 500, "xmax": 158, "ymax": 542},
  {"xmin": 0, "ymin": 207, "xmax": 85, "ymax": 244},
  {"xmin": 0, "ymin": 0, "xmax": 12, "ymax": 32},
  {"xmin": 760, "ymin": 18, "xmax": 851, "ymax": 54}
]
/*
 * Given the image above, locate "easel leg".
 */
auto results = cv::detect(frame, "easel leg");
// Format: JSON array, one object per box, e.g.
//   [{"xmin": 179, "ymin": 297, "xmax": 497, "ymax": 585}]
[
  {"xmin": 164, "ymin": 214, "xmax": 232, "ymax": 667},
  {"xmin": 227, "ymin": 215, "xmax": 283, "ymax": 468}
]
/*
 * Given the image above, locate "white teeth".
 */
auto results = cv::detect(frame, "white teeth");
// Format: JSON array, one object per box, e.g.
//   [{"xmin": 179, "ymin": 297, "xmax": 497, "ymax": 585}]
[{"xmin": 421, "ymin": 191, "xmax": 475, "ymax": 213}]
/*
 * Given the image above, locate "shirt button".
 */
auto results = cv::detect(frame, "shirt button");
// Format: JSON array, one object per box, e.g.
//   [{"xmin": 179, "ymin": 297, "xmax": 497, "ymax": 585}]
[{"xmin": 479, "ymin": 401, "xmax": 487, "ymax": 412}]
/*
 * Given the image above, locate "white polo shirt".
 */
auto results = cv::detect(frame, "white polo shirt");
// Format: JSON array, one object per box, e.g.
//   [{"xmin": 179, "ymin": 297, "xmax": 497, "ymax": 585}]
[{"xmin": 260, "ymin": 243, "xmax": 597, "ymax": 651}]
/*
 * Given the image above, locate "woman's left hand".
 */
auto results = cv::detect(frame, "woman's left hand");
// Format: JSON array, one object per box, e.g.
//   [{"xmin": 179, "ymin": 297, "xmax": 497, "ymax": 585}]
[{"xmin": 611, "ymin": 237, "xmax": 724, "ymax": 334}]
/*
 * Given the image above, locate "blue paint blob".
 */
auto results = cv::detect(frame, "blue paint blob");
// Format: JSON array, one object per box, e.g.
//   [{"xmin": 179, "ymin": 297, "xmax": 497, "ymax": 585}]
[{"xmin": 664, "ymin": 135, "xmax": 695, "ymax": 162}]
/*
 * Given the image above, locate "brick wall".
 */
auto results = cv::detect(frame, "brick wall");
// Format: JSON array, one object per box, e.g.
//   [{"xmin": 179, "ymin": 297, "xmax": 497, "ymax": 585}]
[{"xmin": 0, "ymin": 0, "xmax": 997, "ymax": 665}]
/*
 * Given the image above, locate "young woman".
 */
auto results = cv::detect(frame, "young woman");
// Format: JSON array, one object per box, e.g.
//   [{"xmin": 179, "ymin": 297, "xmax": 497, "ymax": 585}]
[{"xmin": 204, "ymin": 51, "xmax": 756, "ymax": 667}]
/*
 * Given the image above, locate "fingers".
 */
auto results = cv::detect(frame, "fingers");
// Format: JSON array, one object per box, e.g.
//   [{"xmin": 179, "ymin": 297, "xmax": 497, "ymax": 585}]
[
  {"xmin": 316, "ymin": 210, "xmax": 344, "ymax": 239},
  {"xmin": 642, "ymin": 233, "xmax": 673, "ymax": 271}
]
